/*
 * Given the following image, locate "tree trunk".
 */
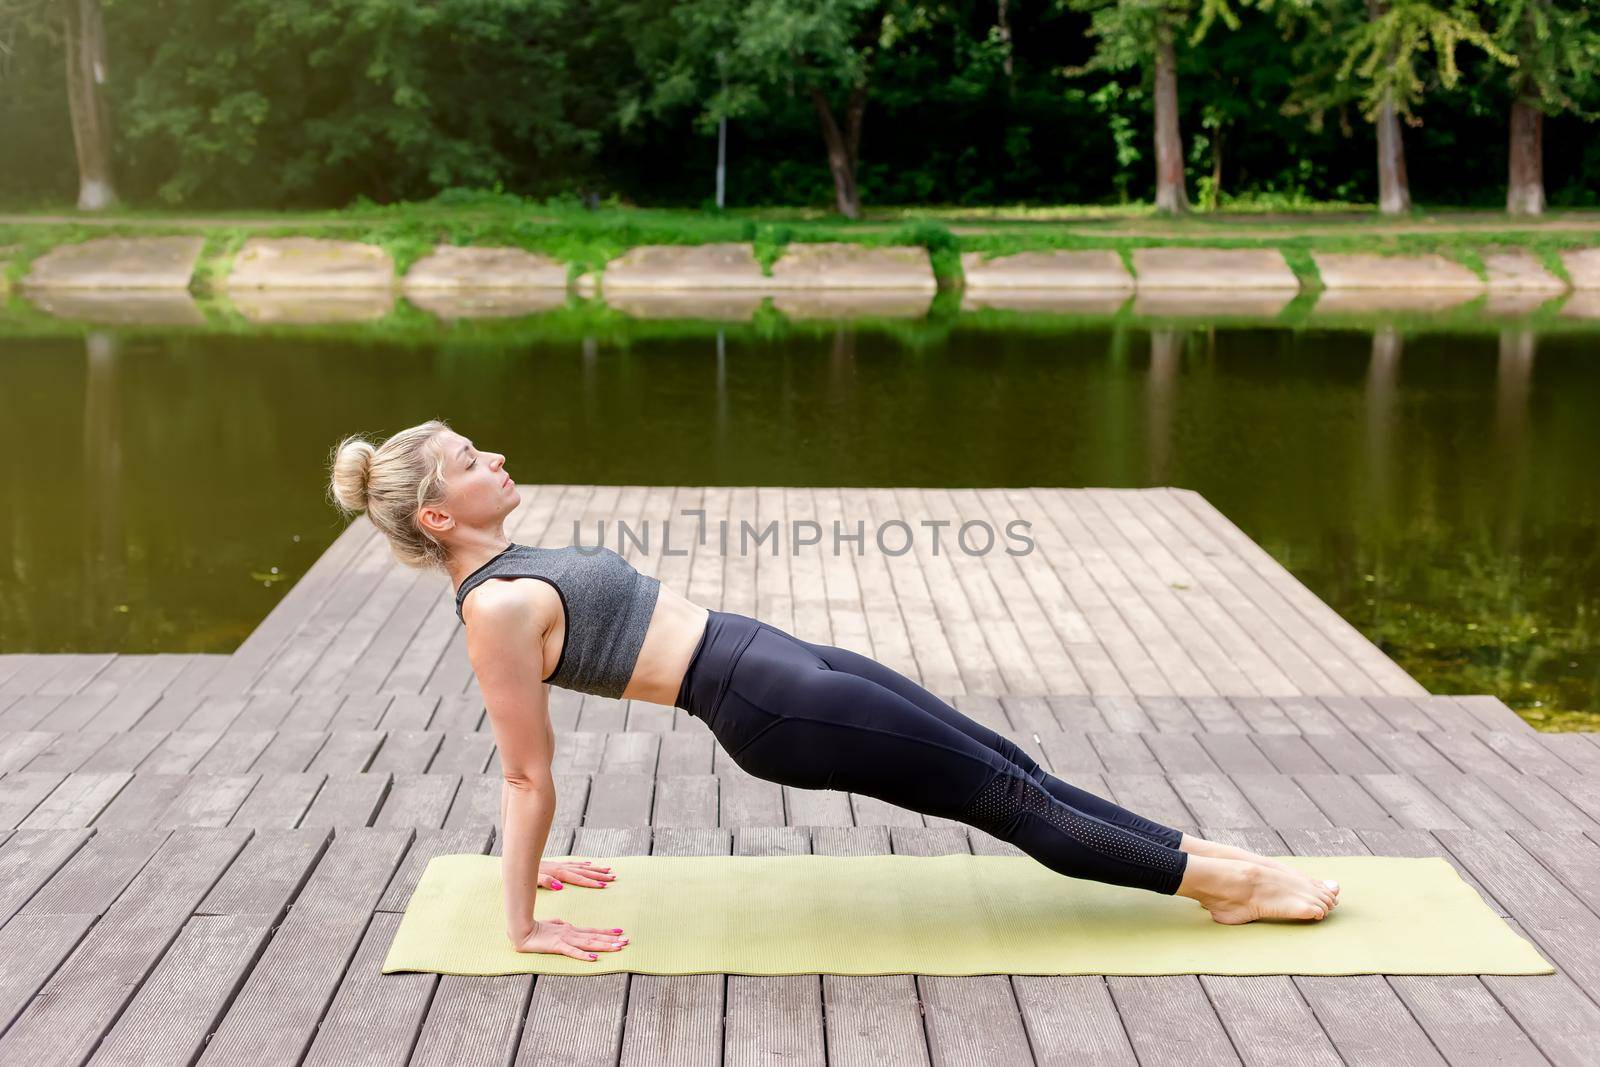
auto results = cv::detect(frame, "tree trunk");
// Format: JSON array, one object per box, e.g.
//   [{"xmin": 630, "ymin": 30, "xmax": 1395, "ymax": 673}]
[
  {"xmin": 811, "ymin": 85, "xmax": 866, "ymax": 220},
  {"xmin": 1507, "ymin": 93, "xmax": 1544, "ymax": 216},
  {"xmin": 1366, "ymin": 0, "xmax": 1410, "ymax": 215},
  {"xmin": 997, "ymin": 0, "xmax": 1014, "ymax": 81},
  {"xmin": 1210, "ymin": 124, "xmax": 1223, "ymax": 208},
  {"xmin": 1373, "ymin": 94, "xmax": 1411, "ymax": 215},
  {"xmin": 63, "ymin": 0, "xmax": 117, "ymax": 210},
  {"xmin": 1152, "ymin": 15, "xmax": 1190, "ymax": 215}
]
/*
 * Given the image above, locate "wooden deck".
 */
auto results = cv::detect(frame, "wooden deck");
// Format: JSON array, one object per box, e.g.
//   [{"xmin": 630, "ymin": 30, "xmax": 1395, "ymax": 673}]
[{"xmin": 1, "ymin": 486, "xmax": 1598, "ymax": 1065}]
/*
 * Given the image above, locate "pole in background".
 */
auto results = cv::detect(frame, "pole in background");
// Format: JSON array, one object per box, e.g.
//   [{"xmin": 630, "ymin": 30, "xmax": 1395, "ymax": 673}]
[{"xmin": 715, "ymin": 50, "xmax": 727, "ymax": 210}]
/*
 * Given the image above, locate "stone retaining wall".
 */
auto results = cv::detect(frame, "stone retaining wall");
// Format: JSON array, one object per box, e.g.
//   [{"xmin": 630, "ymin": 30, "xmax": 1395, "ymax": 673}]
[{"xmin": 12, "ymin": 236, "xmax": 1600, "ymax": 300}]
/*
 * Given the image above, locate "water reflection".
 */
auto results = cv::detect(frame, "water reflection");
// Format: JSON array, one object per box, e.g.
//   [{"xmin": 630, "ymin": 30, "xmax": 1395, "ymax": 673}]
[{"xmin": 2, "ymin": 300, "xmax": 1596, "ymax": 726}]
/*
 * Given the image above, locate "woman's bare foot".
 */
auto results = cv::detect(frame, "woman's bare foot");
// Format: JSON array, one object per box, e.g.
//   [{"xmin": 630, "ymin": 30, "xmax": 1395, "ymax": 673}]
[
  {"xmin": 1176, "ymin": 854, "xmax": 1339, "ymax": 924},
  {"xmin": 1179, "ymin": 834, "xmax": 1340, "ymax": 904}
]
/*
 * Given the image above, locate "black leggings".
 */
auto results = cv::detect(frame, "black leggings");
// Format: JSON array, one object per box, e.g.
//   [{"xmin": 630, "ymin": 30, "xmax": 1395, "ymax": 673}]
[{"xmin": 675, "ymin": 610, "xmax": 1190, "ymax": 895}]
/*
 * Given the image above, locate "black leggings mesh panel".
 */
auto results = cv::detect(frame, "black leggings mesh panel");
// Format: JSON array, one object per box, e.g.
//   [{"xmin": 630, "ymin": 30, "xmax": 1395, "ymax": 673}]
[{"xmin": 959, "ymin": 770, "xmax": 1190, "ymax": 895}]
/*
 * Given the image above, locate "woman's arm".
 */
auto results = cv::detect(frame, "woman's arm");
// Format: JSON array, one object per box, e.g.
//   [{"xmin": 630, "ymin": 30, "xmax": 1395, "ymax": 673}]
[
  {"xmin": 465, "ymin": 583, "xmax": 558, "ymax": 943},
  {"xmin": 500, "ymin": 771, "xmax": 556, "ymax": 943}
]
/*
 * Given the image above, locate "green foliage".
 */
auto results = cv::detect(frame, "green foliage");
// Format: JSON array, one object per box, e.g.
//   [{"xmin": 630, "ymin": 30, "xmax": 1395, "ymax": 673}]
[
  {"xmin": 3, "ymin": 0, "xmax": 1600, "ymax": 210},
  {"xmin": 1255, "ymin": 0, "xmax": 1514, "ymax": 127},
  {"xmin": 93, "ymin": 0, "xmax": 595, "ymax": 207},
  {"xmin": 1480, "ymin": 0, "xmax": 1600, "ymax": 118}
]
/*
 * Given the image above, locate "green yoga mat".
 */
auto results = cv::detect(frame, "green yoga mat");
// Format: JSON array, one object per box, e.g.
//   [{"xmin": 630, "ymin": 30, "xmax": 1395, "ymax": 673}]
[{"xmin": 381, "ymin": 853, "xmax": 1554, "ymax": 977}]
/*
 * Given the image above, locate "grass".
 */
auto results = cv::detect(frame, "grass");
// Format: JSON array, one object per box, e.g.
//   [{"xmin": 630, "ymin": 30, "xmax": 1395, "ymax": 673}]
[{"xmin": 3, "ymin": 191, "xmax": 1599, "ymax": 293}]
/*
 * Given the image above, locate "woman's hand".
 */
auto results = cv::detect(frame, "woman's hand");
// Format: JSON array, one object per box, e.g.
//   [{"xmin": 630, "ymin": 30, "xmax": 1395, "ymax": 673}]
[
  {"xmin": 536, "ymin": 859, "xmax": 616, "ymax": 891},
  {"xmin": 512, "ymin": 918, "xmax": 630, "ymax": 961}
]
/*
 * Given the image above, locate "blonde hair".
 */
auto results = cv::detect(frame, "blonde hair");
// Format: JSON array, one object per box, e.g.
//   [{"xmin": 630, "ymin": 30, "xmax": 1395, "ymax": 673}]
[{"xmin": 327, "ymin": 418, "xmax": 455, "ymax": 571}]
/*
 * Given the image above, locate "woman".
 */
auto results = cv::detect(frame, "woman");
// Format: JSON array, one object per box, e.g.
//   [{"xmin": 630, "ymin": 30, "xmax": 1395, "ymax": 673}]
[{"xmin": 329, "ymin": 420, "xmax": 1339, "ymax": 963}]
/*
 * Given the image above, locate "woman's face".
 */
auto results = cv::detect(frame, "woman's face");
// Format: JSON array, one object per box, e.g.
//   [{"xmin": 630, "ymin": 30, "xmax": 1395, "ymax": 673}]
[{"xmin": 432, "ymin": 429, "xmax": 519, "ymax": 535}]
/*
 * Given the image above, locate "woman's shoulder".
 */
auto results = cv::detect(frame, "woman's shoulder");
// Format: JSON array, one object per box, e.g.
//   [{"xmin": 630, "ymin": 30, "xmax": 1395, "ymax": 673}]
[{"xmin": 461, "ymin": 575, "xmax": 562, "ymax": 633}]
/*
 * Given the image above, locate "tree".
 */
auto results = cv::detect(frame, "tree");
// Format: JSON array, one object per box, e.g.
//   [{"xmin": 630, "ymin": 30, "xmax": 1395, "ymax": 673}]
[
  {"xmin": 1257, "ymin": 0, "xmax": 1513, "ymax": 215},
  {"xmin": 1482, "ymin": 0, "xmax": 1599, "ymax": 215},
  {"xmin": 1059, "ymin": 0, "xmax": 1245, "ymax": 215},
  {"xmin": 2, "ymin": 0, "xmax": 117, "ymax": 208},
  {"xmin": 618, "ymin": 0, "xmax": 935, "ymax": 219}
]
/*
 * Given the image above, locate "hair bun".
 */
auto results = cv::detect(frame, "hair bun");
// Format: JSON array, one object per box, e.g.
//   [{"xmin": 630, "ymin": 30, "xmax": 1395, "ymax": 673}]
[{"xmin": 329, "ymin": 435, "xmax": 377, "ymax": 514}]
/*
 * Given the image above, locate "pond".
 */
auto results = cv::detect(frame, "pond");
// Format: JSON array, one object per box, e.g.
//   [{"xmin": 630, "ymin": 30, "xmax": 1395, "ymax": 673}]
[{"xmin": 3, "ymin": 296, "xmax": 1597, "ymax": 729}]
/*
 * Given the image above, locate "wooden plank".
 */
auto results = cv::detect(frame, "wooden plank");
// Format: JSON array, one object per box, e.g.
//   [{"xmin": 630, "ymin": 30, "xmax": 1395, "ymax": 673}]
[
  {"xmin": 198, "ymin": 827, "xmax": 413, "ymax": 1066},
  {"xmin": 303, "ymin": 911, "xmax": 439, "ymax": 1066},
  {"xmin": 87, "ymin": 913, "xmax": 277, "ymax": 1067},
  {"xmin": 1011, "ymin": 489, "xmax": 1164, "ymax": 697},
  {"xmin": 970, "ymin": 815, "xmax": 1138, "ymax": 1064},
  {"xmin": 157, "ymin": 774, "xmax": 261, "ymax": 828},
  {"xmin": 18, "ymin": 771, "xmax": 130, "ymax": 829},
  {"xmin": 832, "ymin": 486, "xmax": 921, "ymax": 683},
  {"xmin": 375, "ymin": 827, "xmax": 492, "ymax": 914},
  {"xmin": 0, "ymin": 828, "xmax": 251, "ymax": 1065},
  {"xmin": 301, "ymin": 772, "xmax": 391, "ymax": 828},
  {"xmin": 430, "ymin": 733, "xmax": 494, "ymax": 774},
  {"xmin": 78, "ymin": 731, "xmax": 168, "ymax": 773},
  {"xmin": 387, "ymin": 826, "xmax": 526, "ymax": 1067},
  {"xmin": 374, "ymin": 694, "xmax": 439, "ymax": 730},
  {"xmin": 177, "ymin": 695, "xmax": 250, "ymax": 732},
  {"xmin": 1474, "ymin": 729, "xmax": 1584, "ymax": 778},
  {"xmin": 0, "ymin": 828, "xmax": 94, "ymax": 926},
  {"xmin": 1452, "ymin": 694, "xmax": 1535, "ymax": 734},
  {"xmin": 0, "ymin": 912, "xmax": 98, "ymax": 1036},
  {"xmin": 1079, "ymin": 490, "xmax": 1261, "ymax": 695},
  {"xmin": 204, "ymin": 518, "xmax": 378, "ymax": 694},
  {"xmin": 74, "ymin": 653, "xmax": 163, "ymax": 696},
  {"xmin": 0, "ymin": 771, "xmax": 66, "ymax": 829},
  {"xmin": 507, "ymin": 826, "xmax": 637, "ymax": 1066},
  {"xmin": 1273, "ymin": 827, "xmax": 1453, "ymax": 1066},
  {"xmin": 917, "ymin": 486, "xmax": 1045, "ymax": 692},
  {"xmin": 18, "ymin": 729, "xmax": 112, "ymax": 773},
  {"xmin": 225, "ymin": 692, "xmax": 296, "ymax": 732},
  {"xmin": 93, "ymin": 773, "xmax": 191, "ymax": 829},
  {"xmin": 811, "ymin": 486, "xmax": 873, "ymax": 668},
  {"xmin": 978, "ymin": 487, "xmax": 1124, "ymax": 695},
  {"xmin": 229, "ymin": 772, "xmax": 325, "ymax": 828},
  {"xmin": 892, "ymin": 823, "xmax": 1039, "ymax": 1063},
  {"xmin": 136, "ymin": 729, "xmax": 222, "ymax": 773},
  {"xmin": 0, "ymin": 732, "xmax": 56, "ymax": 773},
  {"xmin": 1115, "ymin": 490, "xmax": 1340, "ymax": 695},
  {"xmin": 443, "ymin": 775, "xmax": 500, "ymax": 829},
  {"xmin": 36, "ymin": 694, "xmax": 121, "ymax": 735},
  {"xmin": 0, "ymin": 695, "xmax": 68, "ymax": 732},
  {"xmin": 78, "ymin": 687, "xmax": 161, "ymax": 732},
  {"xmin": 0, "ymin": 658, "xmax": 74, "ymax": 697},
  {"xmin": 369, "ymin": 731, "xmax": 445, "ymax": 774},
  {"xmin": 308, "ymin": 730, "xmax": 386, "ymax": 772},
  {"xmin": 190, "ymin": 730, "xmax": 277, "ymax": 773},
  {"xmin": 1361, "ymin": 827, "xmax": 1592, "ymax": 1061},
  {"xmin": 611, "ymin": 824, "xmax": 726, "ymax": 1063},
  {"xmin": 1166, "ymin": 488, "xmax": 1426, "ymax": 695},
  {"xmin": 1023, "ymin": 488, "xmax": 1185, "ymax": 695},
  {"xmin": 852, "ymin": 485, "xmax": 961, "ymax": 693},
  {"xmin": 280, "ymin": 693, "xmax": 347, "ymax": 731},
  {"xmin": 250, "ymin": 729, "xmax": 330, "ymax": 771},
  {"xmin": 1188, "ymin": 828, "xmax": 1346, "ymax": 1067},
  {"xmin": 300, "ymin": 531, "xmax": 435, "ymax": 692},
  {"xmin": 199, "ymin": 828, "xmax": 330, "ymax": 916},
  {"xmin": 376, "ymin": 775, "xmax": 460, "ymax": 828},
  {"xmin": 709, "ymin": 825, "xmax": 825, "ymax": 1064}
]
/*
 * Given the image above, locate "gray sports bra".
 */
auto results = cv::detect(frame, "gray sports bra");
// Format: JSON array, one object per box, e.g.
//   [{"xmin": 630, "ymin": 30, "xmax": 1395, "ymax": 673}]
[{"xmin": 453, "ymin": 542, "xmax": 661, "ymax": 699}]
